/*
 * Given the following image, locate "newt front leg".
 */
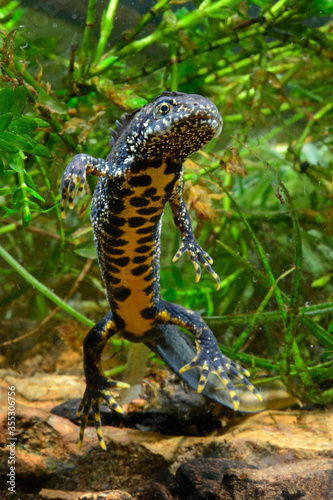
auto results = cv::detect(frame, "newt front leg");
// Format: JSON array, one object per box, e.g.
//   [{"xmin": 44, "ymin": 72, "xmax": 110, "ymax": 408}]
[
  {"xmin": 169, "ymin": 176, "xmax": 220, "ymax": 289},
  {"xmin": 60, "ymin": 154, "xmax": 113, "ymax": 218}
]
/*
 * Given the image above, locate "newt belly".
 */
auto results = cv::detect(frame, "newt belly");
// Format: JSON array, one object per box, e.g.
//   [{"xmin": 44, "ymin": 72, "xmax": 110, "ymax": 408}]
[{"xmin": 61, "ymin": 91, "xmax": 263, "ymax": 450}]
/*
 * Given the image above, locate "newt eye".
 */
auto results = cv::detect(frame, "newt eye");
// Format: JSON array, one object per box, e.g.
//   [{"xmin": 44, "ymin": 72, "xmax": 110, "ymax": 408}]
[{"xmin": 156, "ymin": 102, "xmax": 171, "ymax": 115}]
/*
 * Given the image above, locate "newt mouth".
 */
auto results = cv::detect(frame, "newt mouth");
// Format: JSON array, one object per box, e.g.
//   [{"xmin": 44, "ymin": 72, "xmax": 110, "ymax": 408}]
[{"xmin": 187, "ymin": 115, "xmax": 223, "ymax": 138}]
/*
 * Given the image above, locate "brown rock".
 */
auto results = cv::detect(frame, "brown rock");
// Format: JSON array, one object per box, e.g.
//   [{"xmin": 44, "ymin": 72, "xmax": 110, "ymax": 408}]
[
  {"xmin": 1, "ymin": 379, "xmax": 333, "ymax": 500},
  {"xmin": 144, "ymin": 407, "xmax": 333, "ymax": 472},
  {"xmin": 39, "ymin": 489, "xmax": 87, "ymax": 499},
  {"xmin": 76, "ymin": 491, "xmax": 135, "ymax": 500},
  {"xmin": 219, "ymin": 458, "xmax": 333, "ymax": 500},
  {"xmin": 0, "ymin": 398, "xmax": 168, "ymax": 497},
  {"xmin": 175, "ymin": 458, "xmax": 253, "ymax": 498},
  {"xmin": 142, "ymin": 482, "xmax": 173, "ymax": 500}
]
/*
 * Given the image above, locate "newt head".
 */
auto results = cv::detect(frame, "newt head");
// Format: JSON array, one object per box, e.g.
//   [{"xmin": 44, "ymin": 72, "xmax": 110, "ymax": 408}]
[{"xmin": 110, "ymin": 91, "xmax": 223, "ymax": 164}]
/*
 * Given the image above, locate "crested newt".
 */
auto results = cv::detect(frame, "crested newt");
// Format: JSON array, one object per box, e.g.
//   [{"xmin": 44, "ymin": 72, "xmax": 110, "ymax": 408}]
[{"xmin": 60, "ymin": 91, "xmax": 262, "ymax": 449}]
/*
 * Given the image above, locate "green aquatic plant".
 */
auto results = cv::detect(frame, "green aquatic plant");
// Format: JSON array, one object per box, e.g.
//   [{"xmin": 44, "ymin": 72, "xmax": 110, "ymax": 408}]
[{"xmin": 0, "ymin": 0, "xmax": 332, "ymax": 406}]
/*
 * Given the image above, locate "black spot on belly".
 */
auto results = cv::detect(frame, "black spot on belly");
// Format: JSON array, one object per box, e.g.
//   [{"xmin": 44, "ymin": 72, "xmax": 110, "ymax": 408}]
[
  {"xmin": 113, "ymin": 286, "xmax": 131, "ymax": 302},
  {"xmin": 135, "ymin": 244, "xmax": 152, "ymax": 254},
  {"xmin": 128, "ymin": 217, "xmax": 147, "ymax": 227},
  {"xmin": 110, "ymin": 199, "xmax": 125, "ymax": 213},
  {"xmin": 113, "ymin": 312, "xmax": 126, "ymax": 330},
  {"xmin": 111, "ymin": 216, "xmax": 126, "ymax": 226},
  {"xmin": 137, "ymin": 206, "xmax": 161, "ymax": 216},
  {"xmin": 143, "ymin": 187, "xmax": 157, "ymax": 197},
  {"xmin": 136, "ymin": 225, "xmax": 156, "ymax": 234},
  {"xmin": 143, "ymin": 284, "xmax": 153, "ymax": 295},
  {"xmin": 107, "ymin": 276, "xmax": 121, "ymax": 285},
  {"xmin": 110, "ymin": 256, "xmax": 130, "ymax": 267},
  {"xmin": 133, "ymin": 255, "xmax": 147, "ymax": 264},
  {"xmin": 131, "ymin": 161, "xmax": 147, "ymax": 174},
  {"xmin": 103, "ymin": 225, "xmax": 124, "ymax": 239},
  {"xmin": 148, "ymin": 214, "xmax": 161, "ymax": 224},
  {"xmin": 130, "ymin": 197, "xmax": 150, "ymax": 207},
  {"xmin": 164, "ymin": 179, "xmax": 176, "ymax": 196},
  {"xmin": 103, "ymin": 246, "xmax": 125, "ymax": 256},
  {"xmin": 144, "ymin": 270, "xmax": 155, "ymax": 282},
  {"xmin": 105, "ymin": 237, "xmax": 128, "ymax": 247},
  {"xmin": 137, "ymin": 234, "xmax": 154, "ymax": 244},
  {"xmin": 106, "ymin": 264, "xmax": 121, "ymax": 274},
  {"xmin": 151, "ymin": 195, "xmax": 161, "ymax": 202},
  {"xmin": 130, "ymin": 175, "xmax": 152, "ymax": 187},
  {"xmin": 131, "ymin": 264, "xmax": 151, "ymax": 276},
  {"xmin": 141, "ymin": 306, "xmax": 155, "ymax": 319},
  {"xmin": 164, "ymin": 161, "xmax": 180, "ymax": 175}
]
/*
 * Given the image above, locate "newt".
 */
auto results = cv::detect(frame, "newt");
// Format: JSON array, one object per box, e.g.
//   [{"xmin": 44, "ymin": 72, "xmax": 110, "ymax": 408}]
[{"xmin": 60, "ymin": 91, "xmax": 262, "ymax": 449}]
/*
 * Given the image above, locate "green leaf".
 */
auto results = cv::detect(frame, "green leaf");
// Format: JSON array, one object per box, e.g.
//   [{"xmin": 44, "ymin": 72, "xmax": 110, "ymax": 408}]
[
  {"xmin": 23, "ymin": 171, "xmax": 36, "ymax": 190},
  {"xmin": 1, "ymin": 132, "xmax": 34, "ymax": 151},
  {"xmin": 26, "ymin": 200, "xmax": 56, "ymax": 213},
  {"xmin": 74, "ymin": 240, "xmax": 97, "ymax": 259},
  {"xmin": 0, "ymin": 132, "xmax": 51, "ymax": 158},
  {"xmin": 9, "ymin": 117, "xmax": 38, "ymax": 134},
  {"xmin": 25, "ymin": 186, "xmax": 45, "ymax": 202},
  {"xmin": 0, "ymin": 137, "xmax": 19, "ymax": 153},
  {"xmin": 3, "ymin": 205, "xmax": 23, "ymax": 216},
  {"xmin": 29, "ymin": 142, "xmax": 52, "ymax": 158},
  {"xmin": 0, "ymin": 88, "xmax": 14, "ymax": 114},
  {"xmin": 26, "ymin": 200, "xmax": 44, "ymax": 211},
  {"xmin": 124, "ymin": 96, "xmax": 148, "ymax": 109},
  {"xmin": 0, "ymin": 112, "xmax": 13, "ymax": 133},
  {"xmin": 13, "ymin": 188, "xmax": 23, "ymax": 205},
  {"xmin": 0, "ymin": 187, "xmax": 17, "ymax": 196},
  {"xmin": 311, "ymin": 274, "xmax": 332, "ymax": 288},
  {"xmin": 36, "ymin": 90, "xmax": 68, "ymax": 114},
  {"xmin": 18, "ymin": 134, "xmax": 52, "ymax": 158},
  {"xmin": 33, "ymin": 117, "xmax": 51, "ymax": 128},
  {"xmin": 11, "ymin": 86, "xmax": 28, "ymax": 118},
  {"xmin": 6, "ymin": 156, "xmax": 24, "ymax": 172}
]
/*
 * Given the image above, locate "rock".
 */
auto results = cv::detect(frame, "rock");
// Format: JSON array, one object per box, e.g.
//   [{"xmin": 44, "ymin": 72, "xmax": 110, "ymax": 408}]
[
  {"xmin": 142, "ymin": 482, "xmax": 174, "ymax": 500},
  {"xmin": 1, "ymin": 370, "xmax": 333, "ymax": 499},
  {"xmin": 0, "ymin": 397, "xmax": 169, "ymax": 498},
  {"xmin": 219, "ymin": 458, "xmax": 333, "ymax": 499},
  {"xmin": 175, "ymin": 458, "xmax": 254, "ymax": 498},
  {"xmin": 39, "ymin": 489, "xmax": 88, "ymax": 499},
  {"xmin": 2, "ymin": 371, "xmax": 85, "ymax": 407},
  {"xmin": 76, "ymin": 490, "xmax": 135, "ymax": 500}
]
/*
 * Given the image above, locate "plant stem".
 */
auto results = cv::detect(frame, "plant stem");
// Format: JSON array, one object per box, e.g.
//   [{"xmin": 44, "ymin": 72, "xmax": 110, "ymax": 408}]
[
  {"xmin": 93, "ymin": 0, "xmax": 119, "ymax": 65},
  {"xmin": 232, "ymin": 267, "xmax": 295, "ymax": 353},
  {"xmin": 15, "ymin": 153, "xmax": 31, "ymax": 227},
  {"xmin": 293, "ymin": 102, "xmax": 333, "ymax": 157},
  {"xmin": 36, "ymin": 157, "xmax": 65, "ymax": 245},
  {"xmin": 231, "ymin": 137, "xmax": 304, "ymax": 387},
  {"xmin": 79, "ymin": 0, "xmax": 97, "ymax": 68},
  {"xmin": 169, "ymin": 42, "xmax": 178, "ymax": 91},
  {"xmin": 0, "ymin": 245, "xmax": 94, "ymax": 328},
  {"xmin": 112, "ymin": 0, "xmax": 171, "ymax": 52},
  {"xmin": 216, "ymin": 240, "xmax": 333, "ymax": 351},
  {"xmin": 218, "ymin": 185, "xmax": 288, "ymax": 327}
]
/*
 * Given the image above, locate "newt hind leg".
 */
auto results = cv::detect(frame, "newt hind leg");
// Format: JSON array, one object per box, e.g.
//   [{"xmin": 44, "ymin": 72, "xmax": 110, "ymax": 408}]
[
  {"xmin": 156, "ymin": 302, "xmax": 262, "ymax": 410},
  {"xmin": 78, "ymin": 312, "xmax": 129, "ymax": 450}
]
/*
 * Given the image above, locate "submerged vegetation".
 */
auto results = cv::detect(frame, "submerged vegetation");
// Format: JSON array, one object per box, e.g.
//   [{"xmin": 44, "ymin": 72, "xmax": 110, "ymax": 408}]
[{"xmin": 0, "ymin": 0, "xmax": 332, "ymax": 406}]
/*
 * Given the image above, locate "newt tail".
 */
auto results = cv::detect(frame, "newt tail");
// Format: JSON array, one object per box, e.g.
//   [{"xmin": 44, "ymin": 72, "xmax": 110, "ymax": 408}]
[{"xmin": 61, "ymin": 92, "xmax": 262, "ymax": 450}]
